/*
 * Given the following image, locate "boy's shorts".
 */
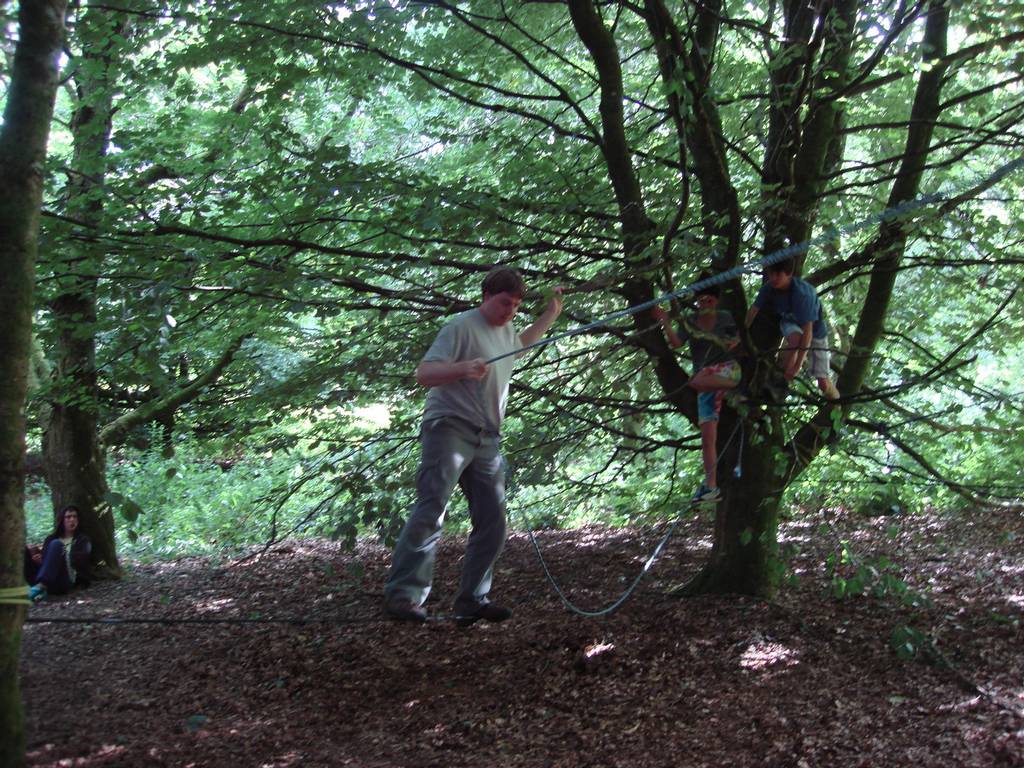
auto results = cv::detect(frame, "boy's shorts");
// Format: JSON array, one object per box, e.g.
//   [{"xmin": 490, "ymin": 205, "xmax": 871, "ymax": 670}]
[
  {"xmin": 697, "ymin": 361, "xmax": 741, "ymax": 424},
  {"xmin": 780, "ymin": 322, "xmax": 831, "ymax": 380}
]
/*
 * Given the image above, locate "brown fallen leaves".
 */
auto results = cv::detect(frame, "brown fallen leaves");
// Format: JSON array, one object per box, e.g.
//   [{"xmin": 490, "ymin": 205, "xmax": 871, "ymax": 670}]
[{"xmin": 19, "ymin": 507, "xmax": 1024, "ymax": 767}]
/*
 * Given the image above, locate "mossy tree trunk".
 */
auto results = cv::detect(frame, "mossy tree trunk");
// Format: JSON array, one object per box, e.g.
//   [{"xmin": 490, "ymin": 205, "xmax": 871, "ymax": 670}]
[
  {"xmin": 43, "ymin": 8, "xmax": 126, "ymax": 578},
  {"xmin": 42, "ymin": 20, "xmax": 254, "ymax": 575},
  {"xmin": 0, "ymin": 2, "xmax": 68, "ymax": 765},
  {"xmin": 686, "ymin": 413, "xmax": 786, "ymax": 596}
]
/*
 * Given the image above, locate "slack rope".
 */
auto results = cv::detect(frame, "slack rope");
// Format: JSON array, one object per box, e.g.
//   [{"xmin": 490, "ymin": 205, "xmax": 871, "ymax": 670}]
[
  {"xmin": 518, "ymin": 422, "xmax": 743, "ymax": 617},
  {"xmin": 22, "ymin": 614, "xmax": 451, "ymax": 626},
  {"xmin": 486, "ymin": 156, "xmax": 1024, "ymax": 365}
]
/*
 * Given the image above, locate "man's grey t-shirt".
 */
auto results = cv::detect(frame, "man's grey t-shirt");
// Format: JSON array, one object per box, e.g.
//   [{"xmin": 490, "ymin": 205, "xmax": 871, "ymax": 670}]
[{"xmin": 421, "ymin": 309, "xmax": 523, "ymax": 433}]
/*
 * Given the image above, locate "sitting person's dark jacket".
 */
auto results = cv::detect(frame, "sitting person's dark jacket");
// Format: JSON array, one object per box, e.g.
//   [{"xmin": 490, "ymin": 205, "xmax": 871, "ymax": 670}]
[{"xmin": 25, "ymin": 505, "xmax": 92, "ymax": 600}]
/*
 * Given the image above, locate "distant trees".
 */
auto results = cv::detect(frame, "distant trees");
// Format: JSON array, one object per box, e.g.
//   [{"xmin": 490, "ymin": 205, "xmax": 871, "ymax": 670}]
[{"xmin": 38, "ymin": 6, "xmax": 260, "ymax": 573}]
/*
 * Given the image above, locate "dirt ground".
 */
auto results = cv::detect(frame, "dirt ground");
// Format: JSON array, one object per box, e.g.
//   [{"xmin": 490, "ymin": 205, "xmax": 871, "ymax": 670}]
[{"xmin": 19, "ymin": 506, "xmax": 1024, "ymax": 767}]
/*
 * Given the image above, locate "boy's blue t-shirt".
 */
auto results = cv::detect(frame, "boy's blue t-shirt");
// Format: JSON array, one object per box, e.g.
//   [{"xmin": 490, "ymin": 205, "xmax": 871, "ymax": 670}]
[{"xmin": 753, "ymin": 275, "xmax": 828, "ymax": 339}]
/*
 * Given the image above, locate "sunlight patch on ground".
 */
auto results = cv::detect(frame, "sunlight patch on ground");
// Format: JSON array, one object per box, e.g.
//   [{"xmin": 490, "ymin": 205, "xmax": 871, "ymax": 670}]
[
  {"xmin": 27, "ymin": 742, "xmax": 126, "ymax": 766},
  {"xmin": 195, "ymin": 597, "xmax": 236, "ymax": 613},
  {"xmin": 739, "ymin": 640, "xmax": 800, "ymax": 671},
  {"xmin": 564, "ymin": 526, "xmax": 713, "ymax": 553},
  {"xmin": 261, "ymin": 752, "xmax": 306, "ymax": 767},
  {"xmin": 687, "ymin": 535, "xmax": 714, "ymax": 550},
  {"xmin": 1006, "ymin": 594, "xmax": 1024, "ymax": 608},
  {"xmin": 584, "ymin": 642, "xmax": 615, "ymax": 659},
  {"xmin": 572, "ymin": 529, "xmax": 616, "ymax": 549},
  {"xmin": 778, "ymin": 519, "xmax": 816, "ymax": 545}
]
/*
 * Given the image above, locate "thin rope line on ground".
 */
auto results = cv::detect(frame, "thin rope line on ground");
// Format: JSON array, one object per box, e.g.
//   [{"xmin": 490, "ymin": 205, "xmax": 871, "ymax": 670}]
[{"xmin": 23, "ymin": 613, "xmax": 459, "ymax": 626}]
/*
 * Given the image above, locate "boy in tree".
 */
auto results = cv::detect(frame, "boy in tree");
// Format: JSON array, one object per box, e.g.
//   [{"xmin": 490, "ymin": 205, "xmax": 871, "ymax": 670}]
[
  {"xmin": 653, "ymin": 274, "xmax": 741, "ymax": 503},
  {"xmin": 745, "ymin": 257, "xmax": 839, "ymax": 401},
  {"xmin": 383, "ymin": 267, "xmax": 563, "ymax": 625}
]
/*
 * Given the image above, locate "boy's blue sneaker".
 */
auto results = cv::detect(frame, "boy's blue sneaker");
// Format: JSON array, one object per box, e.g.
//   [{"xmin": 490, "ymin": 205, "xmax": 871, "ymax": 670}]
[
  {"xmin": 693, "ymin": 485, "xmax": 722, "ymax": 504},
  {"xmin": 28, "ymin": 585, "xmax": 45, "ymax": 603}
]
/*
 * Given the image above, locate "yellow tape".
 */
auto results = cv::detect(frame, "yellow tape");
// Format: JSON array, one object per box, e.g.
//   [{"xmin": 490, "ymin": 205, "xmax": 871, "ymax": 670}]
[{"xmin": 0, "ymin": 586, "xmax": 30, "ymax": 605}]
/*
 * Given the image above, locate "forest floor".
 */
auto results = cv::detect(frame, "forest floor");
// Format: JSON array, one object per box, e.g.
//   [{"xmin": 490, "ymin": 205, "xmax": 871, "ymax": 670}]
[{"xmin": 19, "ymin": 505, "xmax": 1024, "ymax": 768}]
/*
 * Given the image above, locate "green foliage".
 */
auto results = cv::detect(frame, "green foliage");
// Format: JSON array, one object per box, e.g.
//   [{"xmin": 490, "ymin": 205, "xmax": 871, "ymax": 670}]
[
  {"xmin": 102, "ymin": 434, "xmax": 341, "ymax": 560},
  {"xmin": 16, "ymin": 0, "xmax": 1024, "ymax": 573},
  {"xmin": 890, "ymin": 625, "xmax": 929, "ymax": 661},
  {"xmin": 24, "ymin": 481, "xmax": 55, "ymax": 544},
  {"xmin": 825, "ymin": 540, "xmax": 927, "ymax": 607}
]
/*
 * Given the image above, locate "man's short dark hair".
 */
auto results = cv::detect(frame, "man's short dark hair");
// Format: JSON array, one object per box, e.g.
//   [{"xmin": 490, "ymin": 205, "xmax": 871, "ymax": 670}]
[
  {"xmin": 766, "ymin": 257, "xmax": 795, "ymax": 276},
  {"xmin": 694, "ymin": 269, "xmax": 721, "ymax": 298},
  {"xmin": 482, "ymin": 267, "xmax": 526, "ymax": 298}
]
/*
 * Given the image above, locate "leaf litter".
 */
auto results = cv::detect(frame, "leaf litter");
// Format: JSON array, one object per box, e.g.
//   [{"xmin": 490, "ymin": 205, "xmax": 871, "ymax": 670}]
[{"xmin": 20, "ymin": 506, "xmax": 1024, "ymax": 767}]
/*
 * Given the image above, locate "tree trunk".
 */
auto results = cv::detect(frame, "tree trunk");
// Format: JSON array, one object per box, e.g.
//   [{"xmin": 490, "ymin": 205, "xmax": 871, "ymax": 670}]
[
  {"xmin": 0, "ymin": 1, "xmax": 68, "ymax": 765},
  {"xmin": 44, "ymin": 290, "xmax": 118, "ymax": 576},
  {"xmin": 43, "ymin": 8, "xmax": 124, "ymax": 578},
  {"xmin": 838, "ymin": 0, "xmax": 950, "ymax": 399},
  {"xmin": 685, "ymin": 414, "xmax": 785, "ymax": 596},
  {"xmin": 43, "ymin": 297, "xmax": 117, "ymax": 572}
]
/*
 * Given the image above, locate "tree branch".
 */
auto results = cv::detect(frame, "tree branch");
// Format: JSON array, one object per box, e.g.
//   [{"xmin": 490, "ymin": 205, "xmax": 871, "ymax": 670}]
[{"xmin": 99, "ymin": 334, "xmax": 249, "ymax": 446}]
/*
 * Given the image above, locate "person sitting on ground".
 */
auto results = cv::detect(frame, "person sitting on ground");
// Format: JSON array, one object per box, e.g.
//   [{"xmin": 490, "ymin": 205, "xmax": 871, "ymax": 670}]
[
  {"xmin": 745, "ymin": 257, "xmax": 840, "ymax": 401},
  {"xmin": 653, "ymin": 273, "xmax": 741, "ymax": 504},
  {"xmin": 24, "ymin": 505, "xmax": 92, "ymax": 602}
]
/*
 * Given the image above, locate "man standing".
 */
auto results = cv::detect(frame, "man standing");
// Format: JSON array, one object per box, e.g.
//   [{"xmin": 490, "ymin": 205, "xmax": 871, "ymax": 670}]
[{"xmin": 384, "ymin": 267, "xmax": 563, "ymax": 626}]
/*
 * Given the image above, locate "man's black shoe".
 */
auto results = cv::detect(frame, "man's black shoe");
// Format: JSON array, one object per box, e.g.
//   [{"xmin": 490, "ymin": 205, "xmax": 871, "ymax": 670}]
[
  {"xmin": 454, "ymin": 603, "xmax": 512, "ymax": 627},
  {"xmin": 384, "ymin": 599, "xmax": 427, "ymax": 623}
]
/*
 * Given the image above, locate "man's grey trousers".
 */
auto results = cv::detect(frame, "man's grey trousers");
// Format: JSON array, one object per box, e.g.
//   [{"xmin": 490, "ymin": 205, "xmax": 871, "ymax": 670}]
[{"xmin": 384, "ymin": 416, "xmax": 507, "ymax": 612}]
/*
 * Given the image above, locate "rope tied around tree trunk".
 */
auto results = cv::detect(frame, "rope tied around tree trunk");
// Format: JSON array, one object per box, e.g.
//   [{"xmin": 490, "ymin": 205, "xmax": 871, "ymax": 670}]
[{"xmin": 0, "ymin": 585, "xmax": 30, "ymax": 606}]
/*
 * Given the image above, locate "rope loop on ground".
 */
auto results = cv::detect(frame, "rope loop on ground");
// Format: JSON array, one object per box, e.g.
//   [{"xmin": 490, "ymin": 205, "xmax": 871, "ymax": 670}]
[{"xmin": 517, "ymin": 423, "xmax": 742, "ymax": 617}]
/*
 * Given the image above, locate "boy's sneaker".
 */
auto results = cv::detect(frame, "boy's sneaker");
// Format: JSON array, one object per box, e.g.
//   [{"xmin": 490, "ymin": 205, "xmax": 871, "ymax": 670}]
[
  {"xmin": 28, "ymin": 585, "xmax": 45, "ymax": 603},
  {"xmin": 693, "ymin": 485, "xmax": 722, "ymax": 504}
]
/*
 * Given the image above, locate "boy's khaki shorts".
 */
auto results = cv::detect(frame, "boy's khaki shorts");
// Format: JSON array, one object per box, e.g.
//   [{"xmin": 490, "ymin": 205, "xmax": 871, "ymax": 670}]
[{"xmin": 781, "ymin": 322, "xmax": 831, "ymax": 380}]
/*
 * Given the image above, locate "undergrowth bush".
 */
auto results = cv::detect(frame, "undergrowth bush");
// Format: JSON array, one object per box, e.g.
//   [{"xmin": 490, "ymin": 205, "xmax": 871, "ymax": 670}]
[{"xmin": 102, "ymin": 436, "xmax": 337, "ymax": 561}]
